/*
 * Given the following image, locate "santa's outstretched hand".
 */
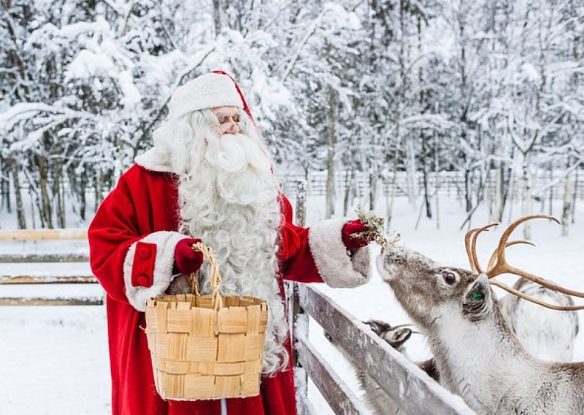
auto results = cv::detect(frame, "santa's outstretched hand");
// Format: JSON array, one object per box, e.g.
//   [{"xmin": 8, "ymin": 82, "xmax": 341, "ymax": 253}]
[
  {"xmin": 342, "ymin": 220, "xmax": 369, "ymax": 253},
  {"xmin": 174, "ymin": 238, "xmax": 204, "ymax": 274}
]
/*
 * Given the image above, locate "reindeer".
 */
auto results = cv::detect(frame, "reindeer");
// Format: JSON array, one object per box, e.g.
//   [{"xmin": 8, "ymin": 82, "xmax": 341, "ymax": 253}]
[
  {"xmin": 376, "ymin": 215, "xmax": 584, "ymax": 415},
  {"xmin": 500, "ymin": 277, "xmax": 579, "ymax": 361},
  {"xmin": 325, "ymin": 320, "xmax": 414, "ymax": 415}
]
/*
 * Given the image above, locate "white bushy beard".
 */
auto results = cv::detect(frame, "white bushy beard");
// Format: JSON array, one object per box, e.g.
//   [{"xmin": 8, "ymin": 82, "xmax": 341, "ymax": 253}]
[{"xmin": 165, "ymin": 110, "xmax": 289, "ymax": 375}]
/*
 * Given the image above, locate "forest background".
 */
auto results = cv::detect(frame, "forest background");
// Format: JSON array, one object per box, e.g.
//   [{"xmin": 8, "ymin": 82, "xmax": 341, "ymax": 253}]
[{"xmin": 1, "ymin": 0, "xmax": 583, "ymax": 235}]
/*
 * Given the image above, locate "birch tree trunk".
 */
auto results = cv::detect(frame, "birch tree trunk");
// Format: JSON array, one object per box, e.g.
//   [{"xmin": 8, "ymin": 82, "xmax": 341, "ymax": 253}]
[
  {"xmin": 369, "ymin": 172, "xmax": 377, "ymax": 211},
  {"xmin": 405, "ymin": 138, "xmax": 418, "ymax": 205},
  {"xmin": 0, "ymin": 158, "xmax": 10, "ymax": 213},
  {"xmin": 561, "ymin": 174, "xmax": 573, "ymax": 237},
  {"xmin": 343, "ymin": 168, "xmax": 353, "ymax": 217},
  {"xmin": 464, "ymin": 168, "xmax": 472, "ymax": 213},
  {"xmin": 52, "ymin": 163, "xmax": 65, "ymax": 228},
  {"xmin": 421, "ymin": 133, "xmax": 432, "ymax": 219},
  {"xmin": 79, "ymin": 174, "xmax": 87, "ymax": 221},
  {"xmin": 9, "ymin": 159, "xmax": 26, "ymax": 229},
  {"xmin": 496, "ymin": 157, "xmax": 513, "ymax": 222},
  {"xmin": 521, "ymin": 153, "xmax": 533, "ymax": 239},
  {"xmin": 325, "ymin": 83, "xmax": 336, "ymax": 219},
  {"xmin": 570, "ymin": 165, "xmax": 579, "ymax": 224},
  {"xmin": 561, "ymin": 158, "xmax": 574, "ymax": 237},
  {"xmin": 36, "ymin": 154, "xmax": 53, "ymax": 229},
  {"xmin": 434, "ymin": 136, "xmax": 440, "ymax": 229},
  {"xmin": 212, "ymin": 0, "xmax": 222, "ymax": 37},
  {"xmin": 94, "ymin": 174, "xmax": 104, "ymax": 212}
]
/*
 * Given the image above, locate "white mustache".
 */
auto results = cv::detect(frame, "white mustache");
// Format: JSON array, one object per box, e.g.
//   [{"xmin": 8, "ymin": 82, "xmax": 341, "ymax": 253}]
[{"xmin": 205, "ymin": 133, "xmax": 272, "ymax": 174}]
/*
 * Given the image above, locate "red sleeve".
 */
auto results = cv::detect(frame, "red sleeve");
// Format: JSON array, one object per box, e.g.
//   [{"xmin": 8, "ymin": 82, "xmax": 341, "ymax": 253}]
[
  {"xmin": 88, "ymin": 172, "xmax": 144, "ymax": 304},
  {"xmin": 277, "ymin": 195, "xmax": 324, "ymax": 284}
]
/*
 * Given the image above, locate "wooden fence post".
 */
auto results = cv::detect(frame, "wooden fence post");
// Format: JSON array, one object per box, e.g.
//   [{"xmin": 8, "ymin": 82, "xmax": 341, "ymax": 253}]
[{"xmin": 286, "ymin": 179, "xmax": 310, "ymax": 411}]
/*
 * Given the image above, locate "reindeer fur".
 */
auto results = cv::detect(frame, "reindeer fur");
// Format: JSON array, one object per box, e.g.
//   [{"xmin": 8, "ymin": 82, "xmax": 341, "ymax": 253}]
[{"xmin": 377, "ymin": 245, "xmax": 584, "ymax": 415}]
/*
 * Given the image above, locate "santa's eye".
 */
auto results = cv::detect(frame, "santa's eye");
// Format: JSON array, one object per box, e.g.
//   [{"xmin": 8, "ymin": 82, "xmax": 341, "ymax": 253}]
[{"xmin": 441, "ymin": 271, "xmax": 457, "ymax": 285}]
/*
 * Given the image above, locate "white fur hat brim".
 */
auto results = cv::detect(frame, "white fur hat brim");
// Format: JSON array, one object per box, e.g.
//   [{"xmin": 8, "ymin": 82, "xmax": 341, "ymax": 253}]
[{"xmin": 168, "ymin": 73, "xmax": 243, "ymax": 119}]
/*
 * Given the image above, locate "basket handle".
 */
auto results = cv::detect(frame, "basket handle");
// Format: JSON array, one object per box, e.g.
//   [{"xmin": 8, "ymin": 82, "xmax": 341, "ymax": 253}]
[{"xmin": 190, "ymin": 242, "xmax": 223, "ymax": 310}]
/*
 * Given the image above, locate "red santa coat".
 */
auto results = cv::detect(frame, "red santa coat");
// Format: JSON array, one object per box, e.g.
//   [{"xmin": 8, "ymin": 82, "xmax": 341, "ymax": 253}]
[{"xmin": 88, "ymin": 163, "xmax": 371, "ymax": 415}]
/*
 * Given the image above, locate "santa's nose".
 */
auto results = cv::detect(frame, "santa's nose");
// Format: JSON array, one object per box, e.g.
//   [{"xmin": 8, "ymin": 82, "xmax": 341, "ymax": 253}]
[{"xmin": 227, "ymin": 121, "xmax": 240, "ymax": 134}]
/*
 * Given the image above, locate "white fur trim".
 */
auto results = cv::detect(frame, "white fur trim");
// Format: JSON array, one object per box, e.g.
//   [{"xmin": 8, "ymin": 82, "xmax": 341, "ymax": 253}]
[
  {"xmin": 168, "ymin": 73, "xmax": 243, "ymax": 120},
  {"xmin": 123, "ymin": 231, "xmax": 189, "ymax": 311},
  {"xmin": 135, "ymin": 148, "xmax": 174, "ymax": 173},
  {"xmin": 308, "ymin": 218, "xmax": 371, "ymax": 288}
]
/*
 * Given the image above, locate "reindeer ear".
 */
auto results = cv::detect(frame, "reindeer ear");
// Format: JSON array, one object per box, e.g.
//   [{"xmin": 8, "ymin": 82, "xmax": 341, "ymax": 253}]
[
  {"xmin": 462, "ymin": 273, "xmax": 493, "ymax": 321},
  {"xmin": 364, "ymin": 320, "xmax": 391, "ymax": 336},
  {"xmin": 383, "ymin": 327, "xmax": 412, "ymax": 349}
]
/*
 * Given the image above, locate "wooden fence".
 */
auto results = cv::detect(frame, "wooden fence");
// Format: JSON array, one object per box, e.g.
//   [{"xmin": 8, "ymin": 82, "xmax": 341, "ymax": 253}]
[
  {"xmin": 0, "ymin": 227, "xmax": 476, "ymax": 414},
  {"xmin": 287, "ymin": 282, "xmax": 475, "ymax": 414},
  {"xmin": 0, "ymin": 228, "xmax": 98, "ymax": 306},
  {"xmin": 280, "ymin": 170, "xmax": 584, "ymax": 200}
]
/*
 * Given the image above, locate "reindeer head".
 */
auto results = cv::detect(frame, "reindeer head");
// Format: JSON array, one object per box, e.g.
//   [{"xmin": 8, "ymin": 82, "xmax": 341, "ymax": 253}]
[
  {"xmin": 364, "ymin": 319, "xmax": 413, "ymax": 350},
  {"xmin": 377, "ymin": 215, "xmax": 584, "ymax": 331},
  {"xmin": 376, "ymin": 246, "xmax": 494, "ymax": 330}
]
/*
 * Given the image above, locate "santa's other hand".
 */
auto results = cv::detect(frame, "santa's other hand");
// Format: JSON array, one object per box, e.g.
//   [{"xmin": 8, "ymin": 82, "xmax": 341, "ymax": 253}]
[
  {"xmin": 174, "ymin": 238, "xmax": 204, "ymax": 274},
  {"xmin": 342, "ymin": 219, "xmax": 369, "ymax": 252}
]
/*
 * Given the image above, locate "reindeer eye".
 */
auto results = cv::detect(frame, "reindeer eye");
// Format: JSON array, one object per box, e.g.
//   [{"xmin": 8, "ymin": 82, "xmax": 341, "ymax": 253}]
[{"xmin": 441, "ymin": 271, "xmax": 457, "ymax": 285}]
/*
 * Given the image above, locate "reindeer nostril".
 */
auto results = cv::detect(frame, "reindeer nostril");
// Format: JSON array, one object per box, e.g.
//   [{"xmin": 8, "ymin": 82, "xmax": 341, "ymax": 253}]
[{"xmin": 394, "ymin": 256, "xmax": 405, "ymax": 264}]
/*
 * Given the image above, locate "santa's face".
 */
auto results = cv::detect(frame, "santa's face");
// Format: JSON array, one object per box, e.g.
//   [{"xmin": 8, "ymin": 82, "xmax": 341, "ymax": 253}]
[{"xmin": 211, "ymin": 106, "xmax": 241, "ymax": 135}]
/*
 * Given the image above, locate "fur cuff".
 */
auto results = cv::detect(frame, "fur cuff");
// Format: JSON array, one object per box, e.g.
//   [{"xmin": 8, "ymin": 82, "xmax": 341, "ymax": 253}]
[
  {"xmin": 123, "ymin": 231, "xmax": 188, "ymax": 311},
  {"xmin": 308, "ymin": 218, "xmax": 371, "ymax": 288}
]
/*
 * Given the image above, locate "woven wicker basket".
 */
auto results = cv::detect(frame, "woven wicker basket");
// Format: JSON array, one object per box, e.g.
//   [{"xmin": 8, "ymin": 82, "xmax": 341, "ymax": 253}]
[{"xmin": 145, "ymin": 243, "xmax": 268, "ymax": 400}]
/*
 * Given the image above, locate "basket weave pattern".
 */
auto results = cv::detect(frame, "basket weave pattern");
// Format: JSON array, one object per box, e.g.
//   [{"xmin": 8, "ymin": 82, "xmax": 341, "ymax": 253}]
[{"xmin": 144, "ymin": 244, "xmax": 268, "ymax": 400}]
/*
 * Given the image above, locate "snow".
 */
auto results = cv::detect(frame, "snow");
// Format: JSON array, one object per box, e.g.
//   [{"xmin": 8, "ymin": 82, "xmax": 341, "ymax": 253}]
[
  {"xmin": 66, "ymin": 50, "xmax": 117, "ymax": 80},
  {"xmin": 0, "ymin": 103, "xmax": 57, "ymax": 129},
  {"xmin": 520, "ymin": 63, "xmax": 541, "ymax": 84},
  {"xmin": 57, "ymin": 18, "xmax": 110, "ymax": 40},
  {"xmin": 0, "ymin": 307, "xmax": 110, "ymax": 415},
  {"xmin": 1, "ymin": 197, "xmax": 583, "ymax": 414}
]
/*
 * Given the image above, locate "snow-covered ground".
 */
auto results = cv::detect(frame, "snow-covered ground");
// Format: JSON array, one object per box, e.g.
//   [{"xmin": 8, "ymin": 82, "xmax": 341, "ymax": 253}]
[{"xmin": 1, "ymin": 196, "xmax": 583, "ymax": 414}]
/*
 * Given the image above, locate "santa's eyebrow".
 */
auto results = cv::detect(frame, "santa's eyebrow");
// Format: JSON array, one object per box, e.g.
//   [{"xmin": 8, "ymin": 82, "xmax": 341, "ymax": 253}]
[{"xmin": 214, "ymin": 111, "xmax": 238, "ymax": 121}]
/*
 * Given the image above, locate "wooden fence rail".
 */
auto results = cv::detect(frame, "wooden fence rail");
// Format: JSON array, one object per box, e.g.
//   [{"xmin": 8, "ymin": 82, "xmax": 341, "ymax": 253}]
[
  {"xmin": 0, "ymin": 253, "xmax": 89, "ymax": 263},
  {"xmin": 291, "ymin": 283, "xmax": 476, "ymax": 415},
  {"xmin": 0, "ymin": 228, "xmax": 87, "ymax": 241},
  {"xmin": 0, "ymin": 296, "xmax": 103, "ymax": 306},
  {"xmin": 0, "ymin": 275, "xmax": 96, "ymax": 284}
]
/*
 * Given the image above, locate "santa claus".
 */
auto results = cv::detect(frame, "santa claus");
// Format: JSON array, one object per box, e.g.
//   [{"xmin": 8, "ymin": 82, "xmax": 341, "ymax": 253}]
[{"xmin": 88, "ymin": 71, "xmax": 372, "ymax": 415}]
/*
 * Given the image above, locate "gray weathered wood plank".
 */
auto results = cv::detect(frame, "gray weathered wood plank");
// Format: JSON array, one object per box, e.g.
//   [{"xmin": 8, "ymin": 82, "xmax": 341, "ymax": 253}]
[
  {"xmin": 0, "ymin": 296, "xmax": 103, "ymax": 306},
  {"xmin": 0, "ymin": 253, "xmax": 89, "ymax": 263},
  {"xmin": 0, "ymin": 228, "xmax": 87, "ymax": 241},
  {"xmin": 0, "ymin": 275, "xmax": 97, "ymax": 284},
  {"xmin": 297, "ymin": 284, "xmax": 476, "ymax": 415},
  {"xmin": 296, "ymin": 334, "xmax": 369, "ymax": 414}
]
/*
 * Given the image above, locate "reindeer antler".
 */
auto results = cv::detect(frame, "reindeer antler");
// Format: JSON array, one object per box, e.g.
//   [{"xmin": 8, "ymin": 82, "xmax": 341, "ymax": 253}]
[
  {"xmin": 464, "ymin": 223, "xmax": 498, "ymax": 273},
  {"xmin": 487, "ymin": 240, "xmax": 535, "ymax": 270},
  {"xmin": 466, "ymin": 214, "xmax": 584, "ymax": 311}
]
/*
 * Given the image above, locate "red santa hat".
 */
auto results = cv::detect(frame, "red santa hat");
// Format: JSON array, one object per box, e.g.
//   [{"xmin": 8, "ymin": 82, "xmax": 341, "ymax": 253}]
[{"xmin": 168, "ymin": 71, "xmax": 254, "ymax": 121}]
